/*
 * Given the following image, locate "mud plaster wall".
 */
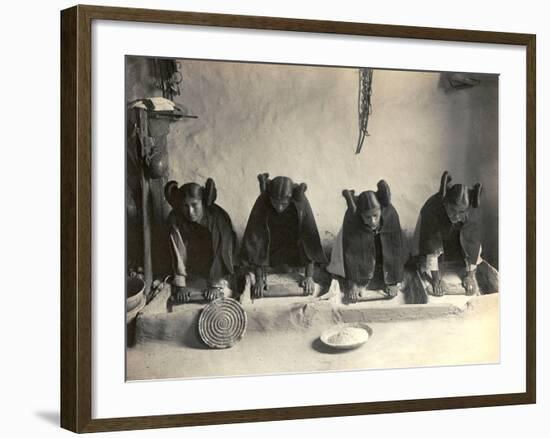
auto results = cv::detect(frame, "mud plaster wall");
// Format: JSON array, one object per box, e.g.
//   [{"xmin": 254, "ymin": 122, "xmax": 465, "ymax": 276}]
[{"xmin": 126, "ymin": 57, "xmax": 499, "ymax": 267}]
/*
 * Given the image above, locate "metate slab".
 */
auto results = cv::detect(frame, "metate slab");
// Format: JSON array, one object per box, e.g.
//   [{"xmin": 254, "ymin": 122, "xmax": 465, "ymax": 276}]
[{"xmin": 134, "ymin": 280, "xmax": 475, "ymax": 345}]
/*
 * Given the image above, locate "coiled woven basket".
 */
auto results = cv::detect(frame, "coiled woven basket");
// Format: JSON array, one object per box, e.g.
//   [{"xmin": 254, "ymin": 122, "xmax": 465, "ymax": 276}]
[{"xmin": 198, "ymin": 297, "xmax": 247, "ymax": 349}]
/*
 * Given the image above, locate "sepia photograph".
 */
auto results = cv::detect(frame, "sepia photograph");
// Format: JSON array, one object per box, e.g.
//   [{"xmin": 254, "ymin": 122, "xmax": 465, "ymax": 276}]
[{"xmin": 125, "ymin": 55, "xmax": 500, "ymax": 381}]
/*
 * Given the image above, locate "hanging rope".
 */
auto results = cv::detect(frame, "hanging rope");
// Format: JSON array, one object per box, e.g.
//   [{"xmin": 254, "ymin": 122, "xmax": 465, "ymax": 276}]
[{"xmin": 356, "ymin": 68, "xmax": 373, "ymax": 154}]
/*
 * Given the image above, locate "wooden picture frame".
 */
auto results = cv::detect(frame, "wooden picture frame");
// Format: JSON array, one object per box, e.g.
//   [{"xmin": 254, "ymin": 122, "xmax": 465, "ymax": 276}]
[{"xmin": 60, "ymin": 4, "xmax": 536, "ymax": 433}]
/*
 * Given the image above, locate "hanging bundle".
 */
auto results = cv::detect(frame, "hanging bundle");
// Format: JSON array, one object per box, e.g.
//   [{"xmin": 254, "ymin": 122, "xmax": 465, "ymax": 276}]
[
  {"xmin": 151, "ymin": 58, "xmax": 183, "ymax": 101},
  {"xmin": 356, "ymin": 68, "xmax": 373, "ymax": 154}
]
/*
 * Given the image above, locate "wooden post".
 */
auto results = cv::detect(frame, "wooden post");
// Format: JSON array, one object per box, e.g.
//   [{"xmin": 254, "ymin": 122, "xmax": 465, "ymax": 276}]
[{"xmin": 137, "ymin": 109, "xmax": 153, "ymax": 297}]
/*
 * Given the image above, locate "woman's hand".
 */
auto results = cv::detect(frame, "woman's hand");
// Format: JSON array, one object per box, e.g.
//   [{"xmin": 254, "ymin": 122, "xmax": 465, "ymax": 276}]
[
  {"xmin": 385, "ymin": 284, "xmax": 400, "ymax": 298},
  {"xmin": 204, "ymin": 286, "xmax": 223, "ymax": 302},
  {"xmin": 253, "ymin": 267, "xmax": 266, "ymax": 298},
  {"xmin": 172, "ymin": 286, "xmax": 193, "ymax": 303},
  {"xmin": 303, "ymin": 276, "xmax": 315, "ymax": 296},
  {"xmin": 430, "ymin": 271, "xmax": 447, "ymax": 296},
  {"xmin": 462, "ymin": 271, "xmax": 479, "ymax": 296},
  {"xmin": 345, "ymin": 282, "xmax": 360, "ymax": 303}
]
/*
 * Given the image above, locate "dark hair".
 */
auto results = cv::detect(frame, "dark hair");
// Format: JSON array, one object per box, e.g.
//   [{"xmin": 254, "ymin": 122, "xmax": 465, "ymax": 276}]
[
  {"xmin": 438, "ymin": 171, "xmax": 482, "ymax": 209},
  {"xmin": 268, "ymin": 176, "xmax": 294, "ymax": 199},
  {"xmin": 444, "ymin": 184, "xmax": 469, "ymax": 208},
  {"xmin": 180, "ymin": 183, "xmax": 203, "ymax": 200},
  {"xmin": 165, "ymin": 181, "xmax": 205, "ymax": 208},
  {"xmin": 357, "ymin": 191, "xmax": 381, "ymax": 213}
]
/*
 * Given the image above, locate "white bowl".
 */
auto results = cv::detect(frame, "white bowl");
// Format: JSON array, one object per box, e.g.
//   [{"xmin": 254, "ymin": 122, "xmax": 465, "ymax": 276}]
[{"xmin": 320, "ymin": 322, "xmax": 373, "ymax": 350}]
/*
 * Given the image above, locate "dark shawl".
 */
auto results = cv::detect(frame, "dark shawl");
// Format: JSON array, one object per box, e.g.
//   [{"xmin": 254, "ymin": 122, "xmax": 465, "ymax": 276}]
[
  {"xmin": 418, "ymin": 193, "xmax": 481, "ymax": 265},
  {"xmin": 241, "ymin": 192, "xmax": 327, "ymax": 267},
  {"xmin": 342, "ymin": 204, "xmax": 404, "ymax": 285},
  {"xmin": 167, "ymin": 204, "xmax": 237, "ymax": 281}
]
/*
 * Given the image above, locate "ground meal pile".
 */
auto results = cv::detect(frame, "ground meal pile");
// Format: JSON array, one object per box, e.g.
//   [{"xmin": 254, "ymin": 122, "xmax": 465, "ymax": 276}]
[{"xmin": 328, "ymin": 327, "xmax": 369, "ymax": 346}]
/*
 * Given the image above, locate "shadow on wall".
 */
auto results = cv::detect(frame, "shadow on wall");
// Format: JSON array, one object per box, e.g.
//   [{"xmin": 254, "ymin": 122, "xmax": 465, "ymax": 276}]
[
  {"xmin": 437, "ymin": 72, "xmax": 499, "ymax": 267},
  {"xmin": 126, "ymin": 57, "xmax": 499, "ymax": 271}
]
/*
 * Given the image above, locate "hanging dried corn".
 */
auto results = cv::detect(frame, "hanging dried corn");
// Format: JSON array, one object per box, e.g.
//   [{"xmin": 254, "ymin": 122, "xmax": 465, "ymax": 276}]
[{"xmin": 356, "ymin": 68, "xmax": 373, "ymax": 154}]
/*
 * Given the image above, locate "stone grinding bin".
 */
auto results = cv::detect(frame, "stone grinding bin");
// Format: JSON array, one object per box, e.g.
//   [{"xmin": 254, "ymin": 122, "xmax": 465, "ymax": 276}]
[{"xmin": 126, "ymin": 276, "xmax": 146, "ymax": 346}]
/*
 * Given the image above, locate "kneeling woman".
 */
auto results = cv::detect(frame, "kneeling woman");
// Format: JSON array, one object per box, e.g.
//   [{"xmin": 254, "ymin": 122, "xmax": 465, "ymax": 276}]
[
  {"xmin": 415, "ymin": 171, "xmax": 499, "ymax": 297},
  {"xmin": 241, "ymin": 173, "xmax": 327, "ymax": 298},
  {"xmin": 327, "ymin": 180, "xmax": 404, "ymax": 303},
  {"xmin": 164, "ymin": 178, "xmax": 237, "ymax": 303}
]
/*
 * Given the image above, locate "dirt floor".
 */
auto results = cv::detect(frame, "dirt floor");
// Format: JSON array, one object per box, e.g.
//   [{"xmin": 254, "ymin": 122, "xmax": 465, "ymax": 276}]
[{"xmin": 126, "ymin": 294, "xmax": 499, "ymax": 381}]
